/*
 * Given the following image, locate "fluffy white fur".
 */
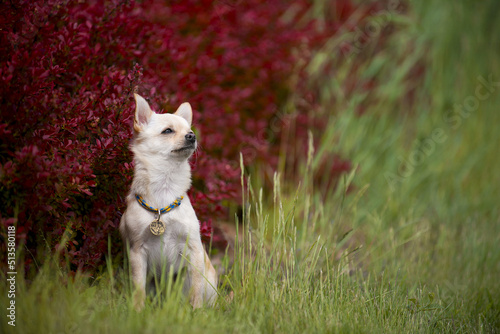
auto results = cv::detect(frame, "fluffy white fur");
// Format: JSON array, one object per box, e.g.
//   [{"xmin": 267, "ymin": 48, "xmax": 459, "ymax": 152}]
[{"xmin": 120, "ymin": 94, "xmax": 217, "ymax": 310}]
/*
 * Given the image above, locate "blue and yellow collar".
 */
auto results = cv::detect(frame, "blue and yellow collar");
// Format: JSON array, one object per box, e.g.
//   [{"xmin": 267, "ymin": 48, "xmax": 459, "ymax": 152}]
[{"xmin": 135, "ymin": 194, "xmax": 183, "ymax": 214}]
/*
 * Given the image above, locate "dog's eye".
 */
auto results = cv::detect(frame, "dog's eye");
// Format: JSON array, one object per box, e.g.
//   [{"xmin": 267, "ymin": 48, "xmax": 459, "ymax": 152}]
[{"xmin": 162, "ymin": 128, "xmax": 173, "ymax": 134}]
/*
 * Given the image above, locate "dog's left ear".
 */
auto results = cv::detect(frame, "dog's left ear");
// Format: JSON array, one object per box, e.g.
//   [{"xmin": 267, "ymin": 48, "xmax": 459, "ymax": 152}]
[
  {"xmin": 134, "ymin": 94, "xmax": 153, "ymax": 133},
  {"xmin": 174, "ymin": 102, "xmax": 192, "ymax": 126}
]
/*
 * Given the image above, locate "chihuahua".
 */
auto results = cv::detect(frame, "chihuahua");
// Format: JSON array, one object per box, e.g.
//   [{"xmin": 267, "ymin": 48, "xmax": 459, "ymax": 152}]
[{"xmin": 119, "ymin": 94, "xmax": 217, "ymax": 310}]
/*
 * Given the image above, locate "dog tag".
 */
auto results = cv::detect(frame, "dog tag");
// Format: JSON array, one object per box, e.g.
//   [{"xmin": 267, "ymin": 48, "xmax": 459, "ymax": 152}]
[{"xmin": 150, "ymin": 218, "xmax": 165, "ymax": 236}]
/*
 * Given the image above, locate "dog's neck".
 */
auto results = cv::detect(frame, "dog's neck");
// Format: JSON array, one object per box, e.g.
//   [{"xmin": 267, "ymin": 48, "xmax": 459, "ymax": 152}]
[{"xmin": 131, "ymin": 154, "xmax": 192, "ymax": 208}]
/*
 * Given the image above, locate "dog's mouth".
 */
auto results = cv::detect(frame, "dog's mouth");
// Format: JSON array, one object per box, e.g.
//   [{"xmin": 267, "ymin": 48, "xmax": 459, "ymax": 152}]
[{"xmin": 171, "ymin": 145, "xmax": 195, "ymax": 153}]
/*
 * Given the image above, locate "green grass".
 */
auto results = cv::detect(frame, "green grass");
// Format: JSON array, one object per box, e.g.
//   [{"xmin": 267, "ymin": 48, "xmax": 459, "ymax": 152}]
[{"xmin": 2, "ymin": 1, "xmax": 500, "ymax": 333}]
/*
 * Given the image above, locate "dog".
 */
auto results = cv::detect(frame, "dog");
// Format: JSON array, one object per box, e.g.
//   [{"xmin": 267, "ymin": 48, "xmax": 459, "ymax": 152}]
[{"xmin": 119, "ymin": 94, "xmax": 218, "ymax": 310}]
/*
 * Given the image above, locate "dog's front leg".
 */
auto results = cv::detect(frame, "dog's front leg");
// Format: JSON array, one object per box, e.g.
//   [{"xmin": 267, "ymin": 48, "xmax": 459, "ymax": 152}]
[
  {"xmin": 187, "ymin": 247, "xmax": 217, "ymax": 308},
  {"xmin": 129, "ymin": 246, "xmax": 147, "ymax": 311}
]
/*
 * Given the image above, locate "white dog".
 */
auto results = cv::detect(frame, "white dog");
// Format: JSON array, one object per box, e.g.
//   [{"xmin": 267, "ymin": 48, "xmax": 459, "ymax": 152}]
[{"xmin": 119, "ymin": 94, "xmax": 217, "ymax": 310}]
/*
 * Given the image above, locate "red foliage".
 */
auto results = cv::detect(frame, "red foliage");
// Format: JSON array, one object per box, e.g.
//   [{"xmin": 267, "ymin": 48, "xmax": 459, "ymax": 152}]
[{"xmin": 0, "ymin": 0, "xmax": 364, "ymax": 274}]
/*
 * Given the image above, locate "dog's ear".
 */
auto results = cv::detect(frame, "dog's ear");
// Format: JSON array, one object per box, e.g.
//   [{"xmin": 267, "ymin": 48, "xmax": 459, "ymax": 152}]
[
  {"xmin": 174, "ymin": 102, "xmax": 192, "ymax": 126},
  {"xmin": 134, "ymin": 94, "xmax": 153, "ymax": 133}
]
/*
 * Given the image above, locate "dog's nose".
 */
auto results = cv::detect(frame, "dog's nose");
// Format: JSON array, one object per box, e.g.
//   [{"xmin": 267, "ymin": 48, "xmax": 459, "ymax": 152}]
[{"xmin": 185, "ymin": 132, "xmax": 196, "ymax": 143}]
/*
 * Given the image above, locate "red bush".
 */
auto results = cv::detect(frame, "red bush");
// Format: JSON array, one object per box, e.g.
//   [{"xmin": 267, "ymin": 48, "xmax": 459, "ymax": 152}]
[{"xmin": 0, "ymin": 0, "xmax": 365, "ymax": 274}]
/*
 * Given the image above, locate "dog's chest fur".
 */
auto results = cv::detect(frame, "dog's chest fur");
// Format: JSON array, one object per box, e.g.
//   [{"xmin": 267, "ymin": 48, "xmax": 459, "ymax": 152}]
[{"xmin": 125, "ymin": 191, "xmax": 201, "ymax": 273}]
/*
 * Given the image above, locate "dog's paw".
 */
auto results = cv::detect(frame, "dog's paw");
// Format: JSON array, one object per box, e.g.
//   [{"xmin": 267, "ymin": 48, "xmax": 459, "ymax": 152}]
[
  {"xmin": 225, "ymin": 290, "xmax": 234, "ymax": 304},
  {"xmin": 133, "ymin": 289, "xmax": 145, "ymax": 312}
]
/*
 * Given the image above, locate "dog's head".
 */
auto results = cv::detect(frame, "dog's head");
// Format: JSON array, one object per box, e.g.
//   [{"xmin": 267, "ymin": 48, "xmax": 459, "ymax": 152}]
[{"xmin": 132, "ymin": 94, "xmax": 196, "ymax": 161}]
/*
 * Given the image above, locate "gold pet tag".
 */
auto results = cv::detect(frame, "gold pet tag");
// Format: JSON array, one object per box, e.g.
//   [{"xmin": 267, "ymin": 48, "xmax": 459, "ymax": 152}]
[{"xmin": 150, "ymin": 218, "xmax": 165, "ymax": 236}]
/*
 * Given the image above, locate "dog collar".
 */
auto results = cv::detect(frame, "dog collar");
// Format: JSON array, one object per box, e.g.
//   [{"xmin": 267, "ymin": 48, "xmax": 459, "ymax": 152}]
[
  {"xmin": 135, "ymin": 194, "xmax": 184, "ymax": 214},
  {"xmin": 135, "ymin": 195, "xmax": 184, "ymax": 236}
]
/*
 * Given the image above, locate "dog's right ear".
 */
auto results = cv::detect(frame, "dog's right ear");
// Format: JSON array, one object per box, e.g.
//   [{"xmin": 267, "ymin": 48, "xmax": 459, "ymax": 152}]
[{"xmin": 134, "ymin": 94, "xmax": 153, "ymax": 133}]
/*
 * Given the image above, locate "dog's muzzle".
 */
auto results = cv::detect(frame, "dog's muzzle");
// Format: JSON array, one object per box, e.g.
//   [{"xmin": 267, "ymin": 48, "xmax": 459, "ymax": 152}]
[{"xmin": 172, "ymin": 132, "xmax": 196, "ymax": 153}]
